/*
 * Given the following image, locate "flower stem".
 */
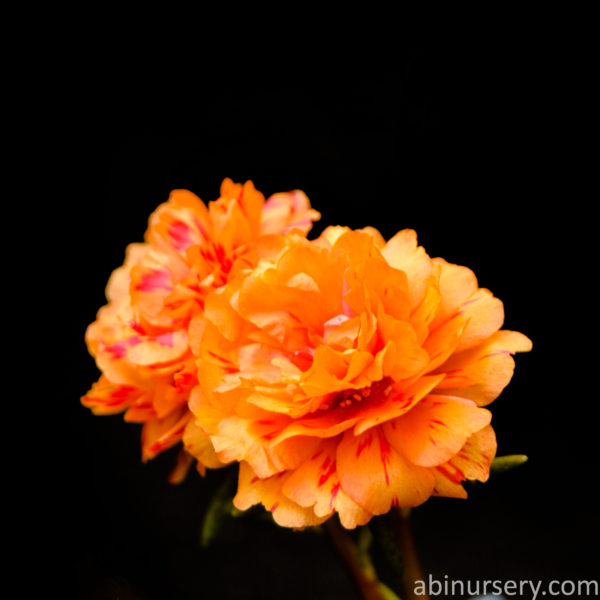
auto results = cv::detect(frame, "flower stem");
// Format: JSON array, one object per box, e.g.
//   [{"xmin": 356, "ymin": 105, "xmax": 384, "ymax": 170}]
[
  {"xmin": 390, "ymin": 508, "xmax": 429, "ymax": 600},
  {"xmin": 324, "ymin": 519, "xmax": 401, "ymax": 600}
]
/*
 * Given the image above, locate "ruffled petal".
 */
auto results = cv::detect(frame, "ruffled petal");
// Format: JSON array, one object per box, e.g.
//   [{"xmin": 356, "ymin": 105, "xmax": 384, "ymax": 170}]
[
  {"xmin": 235, "ymin": 462, "xmax": 326, "ymax": 528},
  {"xmin": 126, "ymin": 330, "xmax": 189, "ymax": 366},
  {"xmin": 432, "ymin": 425, "xmax": 497, "ymax": 497},
  {"xmin": 429, "ymin": 258, "xmax": 478, "ymax": 329},
  {"xmin": 146, "ymin": 189, "xmax": 212, "ymax": 254},
  {"xmin": 281, "ymin": 439, "xmax": 372, "ymax": 528},
  {"xmin": 141, "ymin": 408, "xmax": 192, "ymax": 461},
  {"xmin": 81, "ymin": 376, "xmax": 143, "ymax": 415},
  {"xmin": 168, "ymin": 449, "xmax": 195, "ymax": 483},
  {"xmin": 383, "ymin": 395, "xmax": 491, "ymax": 467},
  {"xmin": 181, "ymin": 418, "xmax": 222, "ymax": 468},
  {"xmin": 381, "ymin": 229, "xmax": 433, "ymax": 307},
  {"xmin": 353, "ymin": 374, "xmax": 446, "ymax": 435},
  {"xmin": 261, "ymin": 190, "xmax": 320, "ymax": 234},
  {"xmin": 337, "ymin": 427, "xmax": 435, "ymax": 514},
  {"xmin": 455, "ymin": 288, "xmax": 504, "ymax": 351},
  {"xmin": 434, "ymin": 330, "xmax": 532, "ymax": 405},
  {"xmin": 212, "ymin": 413, "xmax": 320, "ymax": 478}
]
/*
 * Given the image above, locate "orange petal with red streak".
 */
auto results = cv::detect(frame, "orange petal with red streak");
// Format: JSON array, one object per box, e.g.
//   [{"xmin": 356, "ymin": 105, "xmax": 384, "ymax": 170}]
[
  {"xmin": 337, "ymin": 427, "xmax": 434, "ymax": 514},
  {"xmin": 281, "ymin": 439, "xmax": 371, "ymax": 528},
  {"xmin": 383, "ymin": 395, "xmax": 491, "ymax": 467},
  {"xmin": 235, "ymin": 462, "xmax": 326, "ymax": 528},
  {"xmin": 432, "ymin": 425, "xmax": 497, "ymax": 497}
]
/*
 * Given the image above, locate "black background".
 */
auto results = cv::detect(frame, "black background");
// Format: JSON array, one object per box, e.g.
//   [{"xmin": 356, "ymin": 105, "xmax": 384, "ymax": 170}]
[{"xmin": 40, "ymin": 35, "xmax": 596, "ymax": 600}]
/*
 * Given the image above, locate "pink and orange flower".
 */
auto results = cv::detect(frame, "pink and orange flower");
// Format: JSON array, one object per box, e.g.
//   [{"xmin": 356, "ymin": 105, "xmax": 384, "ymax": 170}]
[
  {"xmin": 82, "ymin": 179, "xmax": 320, "ymax": 480},
  {"xmin": 187, "ymin": 226, "xmax": 531, "ymax": 527}
]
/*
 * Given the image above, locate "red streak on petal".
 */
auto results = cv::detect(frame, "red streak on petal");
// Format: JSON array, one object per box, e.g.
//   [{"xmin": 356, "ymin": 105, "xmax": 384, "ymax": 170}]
[
  {"xmin": 329, "ymin": 482, "xmax": 341, "ymax": 510},
  {"xmin": 257, "ymin": 420, "xmax": 273, "ymax": 425},
  {"xmin": 311, "ymin": 449, "xmax": 323, "ymax": 460},
  {"xmin": 155, "ymin": 332, "xmax": 175, "ymax": 347},
  {"xmin": 165, "ymin": 299, "xmax": 186, "ymax": 311},
  {"xmin": 393, "ymin": 396, "xmax": 412, "ymax": 408},
  {"xmin": 110, "ymin": 385, "xmax": 138, "ymax": 399},
  {"xmin": 105, "ymin": 337, "xmax": 140, "ymax": 358},
  {"xmin": 458, "ymin": 298, "xmax": 481, "ymax": 315},
  {"xmin": 136, "ymin": 270, "xmax": 171, "ymax": 292},
  {"xmin": 132, "ymin": 399, "xmax": 152, "ymax": 409},
  {"xmin": 391, "ymin": 495, "xmax": 399, "ymax": 507},
  {"xmin": 429, "ymin": 435, "xmax": 438, "ymax": 446},
  {"xmin": 378, "ymin": 430, "xmax": 392, "ymax": 486},
  {"xmin": 200, "ymin": 247, "xmax": 215, "ymax": 262},
  {"xmin": 356, "ymin": 434, "xmax": 373, "ymax": 458},
  {"xmin": 269, "ymin": 502, "xmax": 279, "ymax": 513},
  {"xmin": 129, "ymin": 321, "xmax": 146, "ymax": 335},
  {"xmin": 174, "ymin": 372, "xmax": 196, "ymax": 393},
  {"xmin": 214, "ymin": 244, "xmax": 226, "ymax": 264},
  {"xmin": 106, "ymin": 341, "xmax": 127, "ymax": 359},
  {"xmin": 250, "ymin": 476, "xmax": 259, "ymax": 484},
  {"xmin": 318, "ymin": 460, "xmax": 336, "ymax": 487},
  {"xmin": 431, "ymin": 419, "xmax": 447, "ymax": 427},
  {"xmin": 437, "ymin": 464, "xmax": 465, "ymax": 485},
  {"xmin": 192, "ymin": 216, "xmax": 208, "ymax": 240},
  {"xmin": 168, "ymin": 221, "xmax": 192, "ymax": 250}
]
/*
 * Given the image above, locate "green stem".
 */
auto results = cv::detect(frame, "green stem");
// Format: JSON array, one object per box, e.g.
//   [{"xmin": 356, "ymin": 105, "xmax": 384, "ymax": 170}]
[
  {"xmin": 324, "ymin": 519, "xmax": 401, "ymax": 600},
  {"xmin": 389, "ymin": 508, "xmax": 429, "ymax": 600}
]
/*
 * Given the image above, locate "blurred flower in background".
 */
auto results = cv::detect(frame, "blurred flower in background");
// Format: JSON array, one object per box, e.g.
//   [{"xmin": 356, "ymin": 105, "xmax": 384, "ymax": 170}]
[{"xmin": 82, "ymin": 179, "xmax": 319, "ymax": 480}]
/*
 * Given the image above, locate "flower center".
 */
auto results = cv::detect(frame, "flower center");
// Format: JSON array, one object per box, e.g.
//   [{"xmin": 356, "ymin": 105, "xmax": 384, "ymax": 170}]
[{"xmin": 321, "ymin": 377, "xmax": 394, "ymax": 411}]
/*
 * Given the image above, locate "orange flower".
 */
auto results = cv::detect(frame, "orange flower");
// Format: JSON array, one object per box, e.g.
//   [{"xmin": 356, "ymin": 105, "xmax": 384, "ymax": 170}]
[
  {"xmin": 188, "ymin": 227, "xmax": 531, "ymax": 527},
  {"xmin": 82, "ymin": 179, "xmax": 320, "ymax": 479}
]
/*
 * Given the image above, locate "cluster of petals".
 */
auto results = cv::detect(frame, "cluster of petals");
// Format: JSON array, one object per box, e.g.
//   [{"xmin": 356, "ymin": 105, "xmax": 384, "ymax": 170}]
[
  {"xmin": 187, "ymin": 226, "xmax": 531, "ymax": 528},
  {"xmin": 82, "ymin": 179, "xmax": 319, "ymax": 480}
]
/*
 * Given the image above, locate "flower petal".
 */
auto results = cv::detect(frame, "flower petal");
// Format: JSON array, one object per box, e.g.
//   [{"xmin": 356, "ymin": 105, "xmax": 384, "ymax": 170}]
[
  {"xmin": 141, "ymin": 408, "xmax": 191, "ymax": 461},
  {"xmin": 261, "ymin": 190, "xmax": 320, "ymax": 234},
  {"xmin": 235, "ymin": 462, "xmax": 326, "ymax": 528},
  {"xmin": 168, "ymin": 449, "xmax": 195, "ymax": 483},
  {"xmin": 383, "ymin": 395, "xmax": 491, "ymax": 467},
  {"xmin": 429, "ymin": 258, "xmax": 478, "ymax": 329},
  {"xmin": 382, "ymin": 229, "xmax": 433, "ymax": 307},
  {"xmin": 434, "ymin": 330, "xmax": 532, "ymax": 405},
  {"xmin": 81, "ymin": 376, "xmax": 143, "ymax": 415},
  {"xmin": 337, "ymin": 427, "xmax": 434, "ymax": 514},
  {"xmin": 353, "ymin": 374, "xmax": 446, "ymax": 436},
  {"xmin": 146, "ymin": 189, "xmax": 212, "ymax": 254},
  {"xmin": 126, "ymin": 330, "xmax": 189, "ymax": 366},
  {"xmin": 182, "ymin": 418, "xmax": 224, "ymax": 470},
  {"xmin": 281, "ymin": 439, "xmax": 372, "ymax": 528},
  {"xmin": 433, "ymin": 425, "xmax": 497, "ymax": 497},
  {"xmin": 455, "ymin": 288, "xmax": 504, "ymax": 351}
]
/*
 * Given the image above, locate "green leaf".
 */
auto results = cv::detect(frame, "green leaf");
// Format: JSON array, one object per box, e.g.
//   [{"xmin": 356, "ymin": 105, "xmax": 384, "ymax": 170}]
[
  {"xmin": 200, "ymin": 470, "xmax": 237, "ymax": 548},
  {"xmin": 491, "ymin": 454, "xmax": 528, "ymax": 473}
]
